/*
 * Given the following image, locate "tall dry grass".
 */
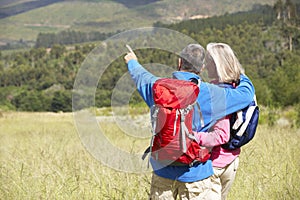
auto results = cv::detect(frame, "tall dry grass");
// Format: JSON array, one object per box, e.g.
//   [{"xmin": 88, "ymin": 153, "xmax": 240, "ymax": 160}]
[
  {"xmin": 0, "ymin": 112, "xmax": 299, "ymax": 199},
  {"xmin": 228, "ymin": 125, "xmax": 300, "ymax": 199}
]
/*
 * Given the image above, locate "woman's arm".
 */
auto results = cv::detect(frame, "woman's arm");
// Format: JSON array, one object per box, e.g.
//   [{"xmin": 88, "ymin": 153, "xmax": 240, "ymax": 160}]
[{"xmin": 195, "ymin": 116, "xmax": 230, "ymax": 147}]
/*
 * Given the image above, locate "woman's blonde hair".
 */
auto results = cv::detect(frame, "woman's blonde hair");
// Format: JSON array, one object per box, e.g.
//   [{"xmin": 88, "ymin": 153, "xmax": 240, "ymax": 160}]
[{"xmin": 206, "ymin": 43, "xmax": 244, "ymax": 84}]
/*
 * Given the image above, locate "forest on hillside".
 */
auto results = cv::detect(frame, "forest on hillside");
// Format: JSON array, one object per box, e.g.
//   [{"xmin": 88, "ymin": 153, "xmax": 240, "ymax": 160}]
[{"xmin": 0, "ymin": 1, "xmax": 299, "ymax": 116}]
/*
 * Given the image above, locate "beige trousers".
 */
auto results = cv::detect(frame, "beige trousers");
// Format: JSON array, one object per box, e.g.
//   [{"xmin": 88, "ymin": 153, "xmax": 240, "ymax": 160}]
[
  {"xmin": 149, "ymin": 173, "xmax": 213, "ymax": 200},
  {"xmin": 210, "ymin": 157, "xmax": 239, "ymax": 200}
]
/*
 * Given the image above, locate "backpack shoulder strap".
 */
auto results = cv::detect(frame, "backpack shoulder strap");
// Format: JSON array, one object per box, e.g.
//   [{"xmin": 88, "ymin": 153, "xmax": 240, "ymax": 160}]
[
  {"xmin": 232, "ymin": 95, "xmax": 258, "ymax": 137},
  {"xmin": 235, "ymin": 105, "xmax": 257, "ymax": 136}
]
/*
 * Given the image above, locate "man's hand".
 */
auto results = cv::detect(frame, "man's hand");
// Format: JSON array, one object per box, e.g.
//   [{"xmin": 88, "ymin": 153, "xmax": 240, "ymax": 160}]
[{"xmin": 124, "ymin": 52, "xmax": 137, "ymax": 64}]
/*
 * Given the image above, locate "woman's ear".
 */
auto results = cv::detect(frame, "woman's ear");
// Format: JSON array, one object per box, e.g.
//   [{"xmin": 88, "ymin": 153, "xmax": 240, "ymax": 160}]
[{"xmin": 178, "ymin": 58, "xmax": 182, "ymax": 71}]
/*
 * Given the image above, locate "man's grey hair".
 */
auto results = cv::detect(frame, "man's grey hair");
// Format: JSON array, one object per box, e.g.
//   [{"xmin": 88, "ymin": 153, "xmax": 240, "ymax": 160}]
[{"xmin": 180, "ymin": 44, "xmax": 205, "ymax": 74}]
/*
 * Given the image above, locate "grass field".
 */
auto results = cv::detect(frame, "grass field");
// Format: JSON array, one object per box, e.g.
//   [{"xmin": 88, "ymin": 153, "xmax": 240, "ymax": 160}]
[{"xmin": 0, "ymin": 111, "xmax": 299, "ymax": 199}]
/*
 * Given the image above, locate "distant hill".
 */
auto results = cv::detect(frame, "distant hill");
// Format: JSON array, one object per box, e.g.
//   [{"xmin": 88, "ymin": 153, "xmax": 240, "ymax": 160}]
[
  {"xmin": 0, "ymin": 0, "xmax": 31, "ymax": 7},
  {"xmin": 112, "ymin": 0, "xmax": 161, "ymax": 8},
  {"xmin": 0, "ymin": 0, "xmax": 162, "ymax": 18},
  {"xmin": 0, "ymin": 0, "xmax": 276, "ymax": 46},
  {"xmin": 0, "ymin": 0, "xmax": 63, "ymax": 19}
]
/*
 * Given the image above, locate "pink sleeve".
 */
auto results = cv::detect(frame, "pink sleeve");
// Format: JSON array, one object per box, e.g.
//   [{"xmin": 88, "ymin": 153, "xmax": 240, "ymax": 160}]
[{"xmin": 194, "ymin": 116, "xmax": 230, "ymax": 147}]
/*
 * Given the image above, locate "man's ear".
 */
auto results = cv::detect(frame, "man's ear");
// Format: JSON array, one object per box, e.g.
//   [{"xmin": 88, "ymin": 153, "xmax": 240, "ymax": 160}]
[{"xmin": 178, "ymin": 58, "xmax": 182, "ymax": 71}]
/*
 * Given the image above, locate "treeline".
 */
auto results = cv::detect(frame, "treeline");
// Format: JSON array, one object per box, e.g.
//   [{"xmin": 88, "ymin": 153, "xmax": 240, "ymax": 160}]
[
  {"xmin": 0, "ymin": 44, "xmax": 95, "ymax": 111},
  {"xmin": 0, "ymin": 30, "xmax": 119, "ymax": 50},
  {"xmin": 35, "ymin": 30, "xmax": 117, "ymax": 48},
  {"xmin": 0, "ymin": 1, "xmax": 299, "ymax": 112},
  {"xmin": 154, "ymin": 4, "xmax": 276, "ymax": 32}
]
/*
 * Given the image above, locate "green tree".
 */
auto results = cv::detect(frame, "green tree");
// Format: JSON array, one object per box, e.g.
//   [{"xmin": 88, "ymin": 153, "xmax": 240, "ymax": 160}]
[
  {"xmin": 50, "ymin": 45, "xmax": 66, "ymax": 59},
  {"xmin": 51, "ymin": 91, "xmax": 72, "ymax": 112},
  {"xmin": 12, "ymin": 91, "xmax": 51, "ymax": 111},
  {"xmin": 274, "ymin": 0, "xmax": 284, "ymax": 20}
]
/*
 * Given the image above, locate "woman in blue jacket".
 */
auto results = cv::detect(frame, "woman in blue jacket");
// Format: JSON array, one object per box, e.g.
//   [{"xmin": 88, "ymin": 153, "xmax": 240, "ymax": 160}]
[{"xmin": 124, "ymin": 44, "xmax": 255, "ymax": 200}]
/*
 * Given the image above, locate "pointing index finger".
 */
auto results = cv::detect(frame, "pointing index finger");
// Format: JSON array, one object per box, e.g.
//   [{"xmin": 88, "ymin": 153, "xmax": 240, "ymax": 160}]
[{"xmin": 126, "ymin": 44, "xmax": 135, "ymax": 55}]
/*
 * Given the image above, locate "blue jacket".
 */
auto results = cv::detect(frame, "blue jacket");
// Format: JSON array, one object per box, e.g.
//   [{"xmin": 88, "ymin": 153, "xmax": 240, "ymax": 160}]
[{"xmin": 127, "ymin": 59, "xmax": 255, "ymax": 182}]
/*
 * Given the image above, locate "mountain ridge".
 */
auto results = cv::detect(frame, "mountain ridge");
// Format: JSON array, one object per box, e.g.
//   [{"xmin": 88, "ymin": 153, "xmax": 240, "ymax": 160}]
[
  {"xmin": 0, "ymin": 0, "xmax": 63, "ymax": 19},
  {"xmin": 0, "ymin": 0, "xmax": 276, "ymax": 45}
]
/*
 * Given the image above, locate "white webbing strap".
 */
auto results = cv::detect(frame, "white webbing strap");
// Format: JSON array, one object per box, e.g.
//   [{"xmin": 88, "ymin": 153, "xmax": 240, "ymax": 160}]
[
  {"xmin": 195, "ymin": 102, "xmax": 204, "ymax": 127},
  {"xmin": 173, "ymin": 110, "xmax": 180, "ymax": 136},
  {"xmin": 235, "ymin": 105, "xmax": 256, "ymax": 136},
  {"xmin": 178, "ymin": 78, "xmax": 202, "ymax": 152},
  {"xmin": 232, "ymin": 95, "xmax": 258, "ymax": 137},
  {"xmin": 180, "ymin": 114, "xmax": 188, "ymax": 153},
  {"xmin": 151, "ymin": 105, "xmax": 159, "ymax": 135},
  {"xmin": 180, "ymin": 111, "xmax": 198, "ymax": 154},
  {"xmin": 186, "ymin": 132, "xmax": 197, "ymax": 141},
  {"xmin": 232, "ymin": 110, "xmax": 243, "ymax": 130},
  {"xmin": 149, "ymin": 105, "xmax": 160, "ymax": 165},
  {"xmin": 179, "ymin": 105, "xmax": 194, "ymax": 153}
]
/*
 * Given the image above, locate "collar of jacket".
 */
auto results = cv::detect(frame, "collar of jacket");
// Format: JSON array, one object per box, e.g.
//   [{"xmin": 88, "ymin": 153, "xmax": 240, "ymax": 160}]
[{"xmin": 172, "ymin": 71, "xmax": 201, "ymax": 81}]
